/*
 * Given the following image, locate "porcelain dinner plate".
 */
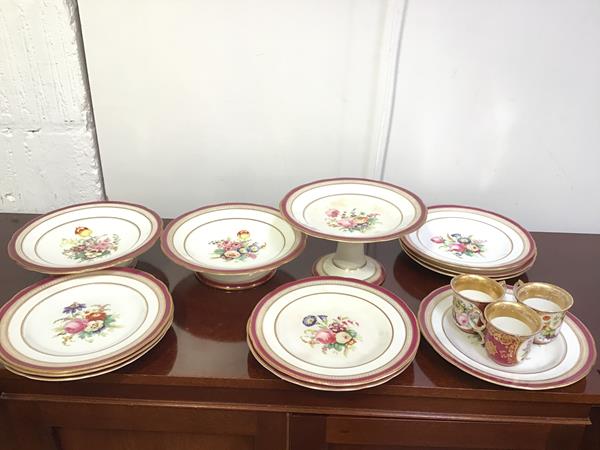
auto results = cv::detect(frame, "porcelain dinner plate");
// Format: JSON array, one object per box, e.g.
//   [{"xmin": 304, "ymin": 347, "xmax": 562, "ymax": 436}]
[
  {"xmin": 400, "ymin": 205, "xmax": 536, "ymax": 273},
  {"xmin": 246, "ymin": 334, "xmax": 405, "ymax": 391},
  {"xmin": 248, "ymin": 277, "xmax": 419, "ymax": 387},
  {"xmin": 418, "ymin": 285, "xmax": 596, "ymax": 390},
  {"xmin": 3, "ymin": 319, "xmax": 172, "ymax": 381},
  {"xmin": 162, "ymin": 203, "xmax": 306, "ymax": 290},
  {"xmin": 280, "ymin": 178, "xmax": 426, "ymax": 243},
  {"xmin": 400, "ymin": 241, "xmax": 535, "ymax": 280},
  {"xmin": 0, "ymin": 269, "xmax": 172, "ymax": 376},
  {"xmin": 8, "ymin": 201, "xmax": 162, "ymax": 274}
]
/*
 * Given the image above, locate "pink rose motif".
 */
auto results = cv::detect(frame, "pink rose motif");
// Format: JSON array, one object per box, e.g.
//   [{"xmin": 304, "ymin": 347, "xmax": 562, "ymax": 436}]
[
  {"xmin": 64, "ymin": 318, "xmax": 88, "ymax": 334},
  {"xmin": 337, "ymin": 219, "xmax": 354, "ymax": 228},
  {"xmin": 314, "ymin": 329, "xmax": 336, "ymax": 344},
  {"xmin": 430, "ymin": 236, "xmax": 444, "ymax": 244},
  {"xmin": 223, "ymin": 250, "xmax": 241, "ymax": 259},
  {"xmin": 325, "ymin": 209, "xmax": 339, "ymax": 218},
  {"xmin": 456, "ymin": 313, "xmax": 469, "ymax": 327},
  {"xmin": 450, "ymin": 243, "xmax": 466, "ymax": 253}
]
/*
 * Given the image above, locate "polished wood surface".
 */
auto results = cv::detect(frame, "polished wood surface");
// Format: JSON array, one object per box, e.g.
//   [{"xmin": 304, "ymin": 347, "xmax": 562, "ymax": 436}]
[{"xmin": 1, "ymin": 213, "xmax": 599, "ymax": 450}]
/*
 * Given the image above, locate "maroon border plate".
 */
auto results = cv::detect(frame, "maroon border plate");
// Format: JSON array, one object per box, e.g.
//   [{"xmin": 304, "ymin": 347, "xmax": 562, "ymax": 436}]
[
  {"xmin": 280, "ymin": 177, "xmax": 427, "ymax": 243},
  {"xmin": 418, "ymin": 285, "xmax": 596, "ymax": 390},
  {"xmin": 248, "ymin": 276, "xmax": 420, "ymax": 386}
]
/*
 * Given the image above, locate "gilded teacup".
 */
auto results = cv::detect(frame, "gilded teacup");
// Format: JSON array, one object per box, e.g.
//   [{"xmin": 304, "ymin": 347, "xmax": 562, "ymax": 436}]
[
  {"xmin": 513, "ymin": 280, "xmax": 573, "ymax": 344},
  {"xmin": 476, "ymin": 301, "xmax": 542, "ymax": 366},
  {"xmin": 450, "ymin": 274, "xmax": 506, "ymax": 333}
]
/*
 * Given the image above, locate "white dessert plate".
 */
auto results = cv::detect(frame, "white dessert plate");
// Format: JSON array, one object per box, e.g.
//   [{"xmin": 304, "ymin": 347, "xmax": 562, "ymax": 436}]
[
  {"xmin": 161, "ymin": 203, "xmax": 306, "ymax": 290},
  {"xmin": 401, "ymin": 205, "xmax": 536, "ymax": 273},
  {"xmin": 8, "ymin": 201, "xmax": 162, "ymax": 274},
  {"xmin": 0, "ymin": 269, "xmax": 172, "ymax": 376},
  {"xmin": 248, "ymin": 276, "xmax": 419, "ymax": 387},
  {"xmin": 419, "ymin": 285, "xmax": 596, "ymax": 390}
]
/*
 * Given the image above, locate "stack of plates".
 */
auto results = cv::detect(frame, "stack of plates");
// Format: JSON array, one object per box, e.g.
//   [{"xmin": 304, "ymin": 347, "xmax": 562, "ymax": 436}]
[
  {"xmin": 0, "ymin": 269, "xmax": 173, "ymax": 381},
  {"xmin": 399, "ymin": 205, "xmax": 536, "ymax": 280},
  {"xmin": 247, "ymin": 277, "xmax": 419, "ymax": 391}
]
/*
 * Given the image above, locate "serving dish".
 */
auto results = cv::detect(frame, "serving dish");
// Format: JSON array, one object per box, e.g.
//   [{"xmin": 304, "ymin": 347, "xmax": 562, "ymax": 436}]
[
  {"xmin": 8, "ymin": 201, "xmax": 162, "ymax": 274},
  {"xmin": 162, "ymin": 203, "xmax": 306, "ymax": 290},
  {"xmin": 281, "ymin": 178, "xmax": 426, "ymax": 284}
]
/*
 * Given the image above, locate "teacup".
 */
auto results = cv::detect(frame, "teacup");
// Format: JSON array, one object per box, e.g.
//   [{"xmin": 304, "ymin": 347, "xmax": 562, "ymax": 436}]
[
  {"xmin": 450, "ymin": 274, "xmax": 506, "ymax": 333},
  {"xmin": 476, "ymin": 301, "xmax": 542, "ymax": 366},
  {"xmin": 513, "ymin": 280, "xmax": 573, "ymax": 344}
]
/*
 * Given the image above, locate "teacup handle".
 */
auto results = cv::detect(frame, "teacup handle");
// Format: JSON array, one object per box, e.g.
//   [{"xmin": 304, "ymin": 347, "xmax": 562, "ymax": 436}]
[
  {"xmin": 512, "ymin": 279, "xmax": 525, "ymax": 297},
  {"xmin": 467, "ymin": 309, "xmax": 487, "ymax": 344},
  {"xmin": 498, "ymin": 280, "xmax": 507, "ymax": 293}
]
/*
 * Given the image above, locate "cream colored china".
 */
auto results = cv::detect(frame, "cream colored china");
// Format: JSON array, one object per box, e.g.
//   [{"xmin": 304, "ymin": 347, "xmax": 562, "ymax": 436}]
[
  {"xmin": 418, "ymin": 285, "xmax": 596, "ymax": 390},
  {"xmin": 450, "ymin": 274, "xmax": 506, "ymax": 333},
  {"xmin": 8, "ymin": 201, "xmax": 162, "ymax": 275},
  {"xmin": 400, "ymin": 205, "xmax": 536, "ymax": 277},
  {"xmin": 161, "ymin": 203, "xmax": 306, "ymax": 290},
  {"xmin": 281, "ymin": 178, "xmax": 426, "ymax": 285},
  {"xmin": 0, "ymin": 269, "xmax": 172, "ymax": 376},
  {"xmin": 248, "ymin": 276, "xmax": 419, "ymax": 387},
  {"xmin": 513, "ymin": 281, "xmax": 574, "ymax": 345}
]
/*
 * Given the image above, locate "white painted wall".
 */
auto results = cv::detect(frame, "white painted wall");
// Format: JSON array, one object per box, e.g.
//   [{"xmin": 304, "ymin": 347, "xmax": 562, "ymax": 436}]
[
  {"xmin": 73, "ymin": 0, "xmax": 600, "ymax": 232},
  {"xmin": 384, "ymin": 0, "xmax": 600, "ymax": 233},
  {"xmin": 78, "ymin": 0, "xmax": 400, "ymax": 218},
  {"xmin": 0, "ymin": 0, "xmax": 103, "ymax": 213}
]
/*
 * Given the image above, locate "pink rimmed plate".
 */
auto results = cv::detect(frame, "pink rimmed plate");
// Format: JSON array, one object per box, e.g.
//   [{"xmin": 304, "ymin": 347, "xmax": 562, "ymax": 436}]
[
  {"xmin": 280, "ymin": 178, "xmax": 426, "ymax": 243},
  {"xmin": 248, "ymin": 276, "xmax": 419, "ymax": 387},
  {"xmin": 400, "ymin": 205, "xmax": 536, "ymax": 274},
  {"xmin": 418, "ymin": 285, "xmax": 596, "ymax": 390},
  {"xmin": 0, "ymin": 268, "xmax": 172, "ymax": 376},
  {"xmin": 247, "ymin": 334, "xmax": 407, "ymax": 391},
  {"xmin": 280, "ymin": 178, "xmax": 426, "ymax": 284},
  {"xmin": 161, "ymin": 203, "xmax": 306, "ymax": 290},
  {"xmin": 8, "ymin": 201, "xmax": 162, "ymax": 274}
]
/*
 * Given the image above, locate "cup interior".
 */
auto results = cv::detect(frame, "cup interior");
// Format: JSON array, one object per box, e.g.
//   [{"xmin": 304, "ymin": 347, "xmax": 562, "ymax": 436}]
[
  {"xmin": 484, "ymin": 301, "xmax": 542, "ymax": 337},
  {"xmin": 514, "ymin": 282, "xmax": 573, "ymax": 312},
  {"xmin": 451, "ymin": 274, "xmax": 504, "ymax": 303}
]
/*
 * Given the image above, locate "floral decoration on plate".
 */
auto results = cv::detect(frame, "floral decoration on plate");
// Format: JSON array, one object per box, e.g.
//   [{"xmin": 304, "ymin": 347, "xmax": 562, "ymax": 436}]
[
  {"xmin": 209, "ymin": 230, "xmax": 266, "ymax": 262},
  {"xmin": 60, "ymin": 227, "xmax": 120, "ymax": 263},
  {"xmin": 325, "ymin": 208, "xmax": 380, "ymax": 233},
  {"xmin": 430, "ymin": 233, "xmax": 486, "ymax": 257},
  {"xmin": 53, "ymin": 302, "xmax": 120, "ymax": 345},
  {"xmin": 301, "ymin": 314, "xmax": 360, "ymax": 356}
]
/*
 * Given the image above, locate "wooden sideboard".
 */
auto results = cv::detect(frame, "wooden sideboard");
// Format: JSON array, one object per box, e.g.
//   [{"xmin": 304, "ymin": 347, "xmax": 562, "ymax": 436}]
[{"xmin": 0, "ymin": 213, "xmax": 599, "ymax": 450}]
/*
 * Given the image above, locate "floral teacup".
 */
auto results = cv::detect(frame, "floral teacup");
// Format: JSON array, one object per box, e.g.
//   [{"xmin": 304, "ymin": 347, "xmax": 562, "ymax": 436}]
[
  {"xmin": 513, "ymin": 280, "xmax": 573, "ymax": 344},
  {"xmin": 450, "ymin": 274, "xmax": 506, "ymax": 333},
  {"xmin": 476, "ymin": 301, "xmax": 542, "ymax": 366}
]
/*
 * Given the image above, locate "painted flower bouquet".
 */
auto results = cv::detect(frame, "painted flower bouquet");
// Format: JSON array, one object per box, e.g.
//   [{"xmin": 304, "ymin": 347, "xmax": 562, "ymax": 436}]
[
  {"xmin": 430, "ymin": 233, "xmax": 486, "ymax": 257},
  {"xmin": 60, "ymin": 227, "xmax": 120, "ymax": 262},
  {"xmin": 209, "ymin": 230, "xmax": 266, "ymax": 262},
  {"xmin": 53, "ymin": 302, "xmax": 119, "ymax": 345},
  {"xmin": 325, "ymin": 208, "xmax": 379, "ymax": 233},
  {"xmin": 301, "ymin": 314, "xmax": 360, "ymax": 356}
]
